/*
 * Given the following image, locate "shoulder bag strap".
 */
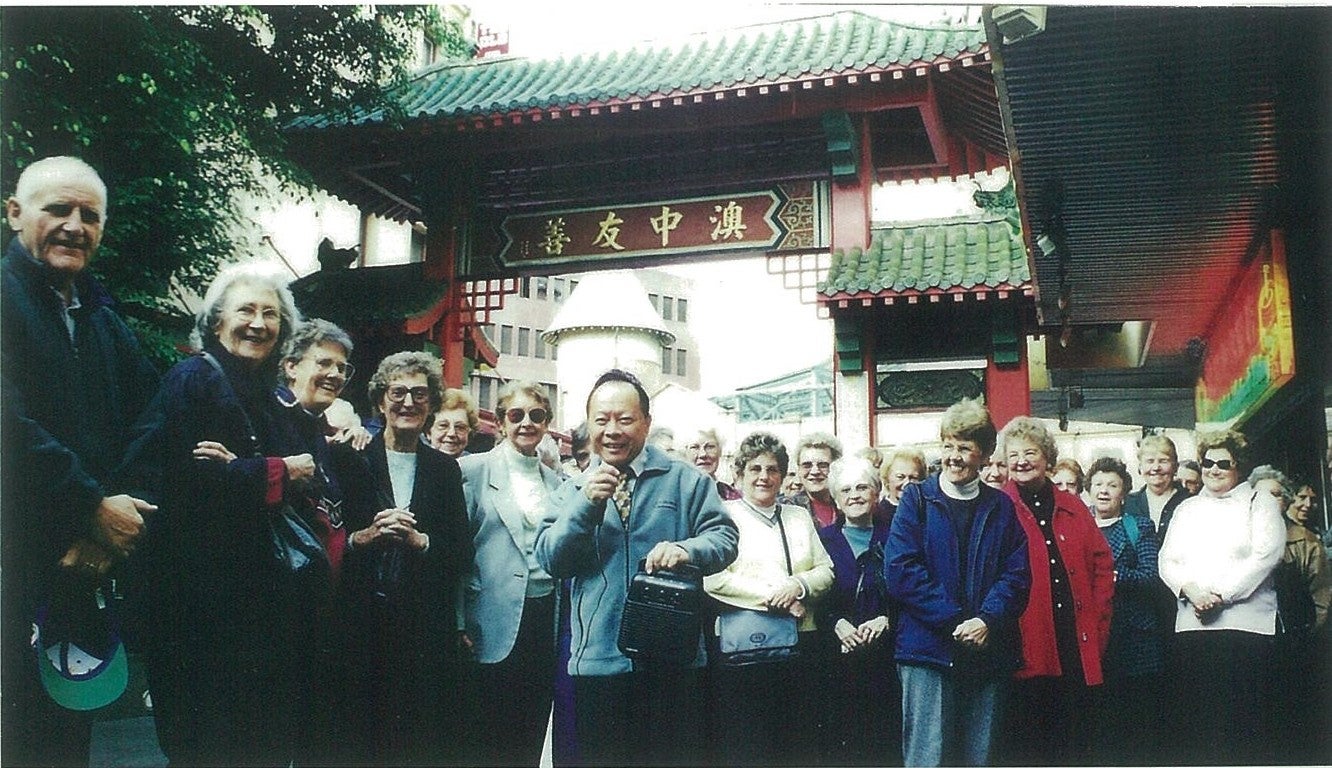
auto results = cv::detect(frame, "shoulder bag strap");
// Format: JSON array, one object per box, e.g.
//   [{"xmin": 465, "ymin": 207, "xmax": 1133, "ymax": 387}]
[
  {"xmin": 774, "ymin": 506, "xmax": 794, "ymax": 576},
  {"xmin": 198, "ymin": 350, "xmax": 260, "ymax": 456}
]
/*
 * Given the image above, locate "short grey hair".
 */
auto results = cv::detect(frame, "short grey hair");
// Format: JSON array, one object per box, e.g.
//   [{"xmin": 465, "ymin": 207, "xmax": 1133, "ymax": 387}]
[
  {"xmin": 367, "ymin": 351, "xmax": 443, "ymax": 417},
  {"xmin": 13, "ymin": 156, "xmax": 107, "ymax": 217},
  {"xmin": 830, "ymin": 457, "xmax": 882, "ymax": 504},
  {"xmin": 1000, "ymin": 416, "xmax": 1059, "ymax": 466},
  {"xmin": 1248, "ymin": 464, "xmax": 1292, "ymax": 502},
  {"xmin": 796, "ymin": 432, "xmax": 843, "ymax": 464},
  {"xmin": 281, "ymin": 318, "xmax": 354, "ymax": 383},
  {"xmin": 191, "ymin": 262, "xmax": 300, "ymax": 356},
  {"xmin": 496, "ymin": 379, "xmax": 552, "ymax": 421}
]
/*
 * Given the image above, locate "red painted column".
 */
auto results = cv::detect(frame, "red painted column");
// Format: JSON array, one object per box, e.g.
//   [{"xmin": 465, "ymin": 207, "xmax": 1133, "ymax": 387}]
[
  {"xmin": 425, "ymin": 210, "xmax": 467, "ymax": 389},
  {"xmin": 985, "ymin": 339, "xmax": 1030, "ymax": 430}
]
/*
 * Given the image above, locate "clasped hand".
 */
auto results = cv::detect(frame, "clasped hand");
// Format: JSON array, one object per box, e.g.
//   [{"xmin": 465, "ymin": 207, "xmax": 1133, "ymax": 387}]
[
  {"xmin": 352, "ymin": 508, "xmax": 427, "ymax": 551},
  {"xmin": 835, "ymin": 615, "xmax": 890, "ymax": 653},
  {"xmin": 952, "ymin": 617, "xmax": 989, "ymax": 648}
]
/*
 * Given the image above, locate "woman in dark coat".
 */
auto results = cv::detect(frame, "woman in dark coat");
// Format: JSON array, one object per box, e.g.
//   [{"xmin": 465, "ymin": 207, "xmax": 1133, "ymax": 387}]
[
  {"xmin": 120, "ymin": 264, "xmax": 317, "ymax": 766},
  {"xmin": 341, "ymin": 351, "xmax": 471, "ymax": 766},
  {"xmin": 819, "ymin": 457, "xmax": 899, "ymax": 766}
]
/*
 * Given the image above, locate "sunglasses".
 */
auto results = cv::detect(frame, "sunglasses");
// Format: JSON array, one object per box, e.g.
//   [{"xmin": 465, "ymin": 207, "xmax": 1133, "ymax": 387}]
[
  {"xmin": 505, "ymin": 407, "xmax": 549, "ymax": 425},
  {"xmin": 1200, "ymin": 458, "xmax": 1236, "ymax": 471},
  {"xmin": 386, "ymin": 386, "xmax": 431, "ymax": 403}
]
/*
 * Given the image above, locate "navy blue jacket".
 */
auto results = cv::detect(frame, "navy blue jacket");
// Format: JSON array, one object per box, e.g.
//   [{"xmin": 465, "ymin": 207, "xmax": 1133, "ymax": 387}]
[
  {"xmin": 884, "ymin": 476, "xmax": 1030, "ymax": 674},
  {"xmin": 819, "ymin": 519, "xmax": 893, "ymax": 629},
  {"xmin": 1, "ymin": 239, "xmax": 158, "ymax": 614}
]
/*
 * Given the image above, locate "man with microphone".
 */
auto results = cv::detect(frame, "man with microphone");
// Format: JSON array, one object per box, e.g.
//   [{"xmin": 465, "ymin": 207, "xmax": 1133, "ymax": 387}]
[{"xmin": 537, "ymin": 368, "xmax": 737, "ymax": 767}]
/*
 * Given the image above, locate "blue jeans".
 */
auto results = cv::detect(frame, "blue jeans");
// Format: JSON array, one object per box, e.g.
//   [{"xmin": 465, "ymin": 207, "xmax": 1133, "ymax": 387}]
[{"xmin": 899, "ymin": 663, "xmax": 1002, "ymax": 767}]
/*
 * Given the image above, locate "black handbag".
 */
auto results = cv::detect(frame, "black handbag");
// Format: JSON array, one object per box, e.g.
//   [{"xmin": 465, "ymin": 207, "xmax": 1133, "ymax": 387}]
[
  {"xmin": 618, "ymin": 560, "xmax": 703, "ymax": 667},
  {"xmin": 268, "ymin": 502, "xmax": 331, "ymax": 578}
]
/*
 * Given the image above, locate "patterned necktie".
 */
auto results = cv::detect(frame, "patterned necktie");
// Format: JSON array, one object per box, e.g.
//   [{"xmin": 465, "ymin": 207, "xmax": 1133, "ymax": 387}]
[{"xmin": 612, "ymin": 471, "xmax": 633, "ymax": 524}]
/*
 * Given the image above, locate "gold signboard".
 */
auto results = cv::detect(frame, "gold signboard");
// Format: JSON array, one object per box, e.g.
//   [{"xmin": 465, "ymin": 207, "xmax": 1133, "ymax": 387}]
[{"xmin": 497, "ymin": 182, "xmax": 828, "ymax": 268}]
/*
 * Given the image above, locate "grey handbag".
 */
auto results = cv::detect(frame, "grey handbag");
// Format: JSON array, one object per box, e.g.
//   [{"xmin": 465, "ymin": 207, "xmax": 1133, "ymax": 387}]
[{"xmin": 716, "ymin": 506, "xmax": 800, "ymax": 666}]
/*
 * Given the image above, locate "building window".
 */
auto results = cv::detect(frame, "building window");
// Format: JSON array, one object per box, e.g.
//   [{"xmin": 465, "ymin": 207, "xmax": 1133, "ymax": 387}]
[
  {"xmin": 677, "ymin": 298, "xmax": 688, "ymax": 322},
  {"xmin": 551, "ymin": 342, "xmax": 558, "ymax": 361},
  {"xmin": 477, "ymin": 376, "xmax": 495, "ymax": 411},
  {"xmin": 677, "ymin": 349, "xmax": 687, "ymax": 377},
  {"xmin": 552, "ymin": 278, "xmax": 565, "ymax": 303},
  {"xmin": 518, "ymin": 327, "xmax": 531, "ymax": 357},
  {"xmin": 661, "ymin": 296, "xmax": 674, "ymax": 321},
  {"xmin": 661, "ymin": 345, "xmax": 672, "ymax": 375},
  {"xmin": 535, "ymin": 276, "xmax": 548, "ymax": 301},
  {"xmin": 570, "ymin": 279, "xmax": 579, "ymax": 295},
  {"xmin": 535, "ymin": 330, "xmax": 546, "ymax": 359},
  {"xmin": 519, "ymin": 277, "xmax": 531, "ymax": 298},
  {"xmin": 500, "ymin": 325, "xmax": 513, "ymax": 355},
  {"xmin": 648, "ymin": 293, "xmax": 660, "ymax": 311}
]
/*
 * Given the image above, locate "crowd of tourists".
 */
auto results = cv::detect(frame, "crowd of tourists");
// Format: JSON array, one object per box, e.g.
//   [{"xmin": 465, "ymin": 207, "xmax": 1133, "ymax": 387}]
[{"xmin": 4, "ymin": 157, "xmax": 1329, "ymax": 768}]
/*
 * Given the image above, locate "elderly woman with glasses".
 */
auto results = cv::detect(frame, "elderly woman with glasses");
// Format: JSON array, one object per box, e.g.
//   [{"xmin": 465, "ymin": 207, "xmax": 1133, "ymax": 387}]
[
  {"xmin": 457, "ymin": 379, "xmax": 563, "ymax": 766},
  {"xmin": 429, "ymin": 387, "xmax": 479, "ymax": 458},
  {"xmin": 998, "ymin": 416, "xmax": 1114, "ymax": 766},
  {"xmin": 819, "ymin": 457, "xmax": 899, "ymax": 766},
  {"xmin": 684, "ymin": 424, "xmax": 741, "ymax": 501},
  {"xmin": 706, "ymin": 431, "xmax": 834, "ymax": 767},
  {"xmin": 119, "ymin": 264, "xmax": 319, "ymax": 765},
  {"xmin": 1157, "ymin": 430, "xmax": 1284, "ymax": 765},
  {"xmin": 340, "ymin": 351, "xmax": 471, "ymax": 765}
]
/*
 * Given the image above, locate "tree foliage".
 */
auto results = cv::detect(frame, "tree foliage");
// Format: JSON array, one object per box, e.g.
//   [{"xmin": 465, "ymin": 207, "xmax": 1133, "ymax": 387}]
[{"xmin": 1, "ymin": 5, "xmax": 471, "ymax": 366}]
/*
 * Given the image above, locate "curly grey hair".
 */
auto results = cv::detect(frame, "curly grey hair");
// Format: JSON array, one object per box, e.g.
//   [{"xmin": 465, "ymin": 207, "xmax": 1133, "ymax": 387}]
[
  {"xmin": 367, "ymin": 351, "xmax": 443, "ymax": 417},
  {"xmin": 733, "ymin": 431, "xmax": 790, "ymax": 478},
  {"xmin": 1000, "ymin": 416, "xmax": 1059, "ymax": 466},
  {"xmin": 1248, "ymin": 464, "xmax": 1292, "ymax": 502},
  {"xmin": 830, "ymin": 457, "xmax": 882, "ymax": 504},
  {"xmin": 795, "ymin": 432, "xmax": 843, "ymax": 465},
  {"xmin": 191, "ymin": 262, "xmax": 300, "ymax": 357}
]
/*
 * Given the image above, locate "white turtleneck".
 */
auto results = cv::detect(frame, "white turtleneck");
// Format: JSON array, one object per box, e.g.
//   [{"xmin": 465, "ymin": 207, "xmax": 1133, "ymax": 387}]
[
  {"xmin": 941, "ymin": 475, "xmax": 981, "ymax": 501},
  {"xmin": 501, "ymin": 440, "xmax": 554, "ymax": 597}
]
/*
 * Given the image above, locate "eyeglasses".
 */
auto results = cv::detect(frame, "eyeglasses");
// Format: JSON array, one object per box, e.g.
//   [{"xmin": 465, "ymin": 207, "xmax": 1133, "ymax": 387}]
[
  {"xmin": 1200, "ymin": 458, "xmax": 1235, "ymax": 471},
  {"xmin": 312, "ymin": 357, "xmax": 354, "ymax": 381},
  {"xmin": 386, "ymin": 386, "xmax": 431, "ymax": 403},
  {"xmin": 505, "ymin": 407, "xmax": 548, "ymax": 424},
  {"xmin": 685, "ymin": 442, "xmax": 719, "ymax": 453},
  {"xmin": 799, "ymin": 461, "xmax": 831, "ymax": 472}
]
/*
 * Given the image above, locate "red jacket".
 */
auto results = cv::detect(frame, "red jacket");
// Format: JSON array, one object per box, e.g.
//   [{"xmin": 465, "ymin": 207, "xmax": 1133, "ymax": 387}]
[{"xmin": 1004, "ymin": 481, "xmax": 1114, "ymax": 685}]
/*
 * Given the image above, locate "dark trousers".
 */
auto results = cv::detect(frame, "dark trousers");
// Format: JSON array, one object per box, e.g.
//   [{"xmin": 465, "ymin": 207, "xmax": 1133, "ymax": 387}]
[
  {"xmin": 1170, "ymin": 630, "xmax": 1275, "ymax": 765},
  {"xmin": 1001, "ymin": 675, "xmax": 1096, "ymax": 766},
  {"xmin": 1093, "ymin": 674, "xmax": 1163, "ymax": 766},
  {"xmin": 712, "ymin": 632, "xmax": 824, "ymax": 767},
  {"xmin": 573, "ymin": 667, "xmax": 705, "ymax": 767},
  {"xmin": 823, "ymin": 639, "xmax": 901, "ymax": 767},
  {"xmin": 472, "ymin": 593, "xmax": 556, "ymax": 767}
]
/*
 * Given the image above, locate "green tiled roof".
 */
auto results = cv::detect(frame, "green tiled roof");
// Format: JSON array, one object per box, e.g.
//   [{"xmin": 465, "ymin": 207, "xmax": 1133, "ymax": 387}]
[
  {"xmin": 820, "ymin": 217, "xmax": 1030, "ymax": 298},
  {"xmin": 293, "ymin": 11, "xmax": 985, "ymax": 129}
]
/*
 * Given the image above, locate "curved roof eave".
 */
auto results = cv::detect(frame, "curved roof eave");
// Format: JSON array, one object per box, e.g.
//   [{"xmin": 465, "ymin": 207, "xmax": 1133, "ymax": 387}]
[{"xmin": 290, "ymin": 11, "xmax": 989, "ymax": 132}]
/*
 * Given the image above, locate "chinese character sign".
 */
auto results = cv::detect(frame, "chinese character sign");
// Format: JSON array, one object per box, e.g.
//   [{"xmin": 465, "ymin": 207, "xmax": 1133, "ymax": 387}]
[
  {"xmin": 499, "ymin": 190, "xmax": 795, "ymax": 267},
  {"xmin": 1195, "ymin": 231, "xmax": 1296, "ymax": 426}
]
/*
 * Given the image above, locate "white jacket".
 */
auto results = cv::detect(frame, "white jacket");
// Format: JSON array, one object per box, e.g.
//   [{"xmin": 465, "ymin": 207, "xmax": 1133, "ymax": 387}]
[{"xmin": 1158, "ymin": 481, "xmax": 1285, "ymax": 635}]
